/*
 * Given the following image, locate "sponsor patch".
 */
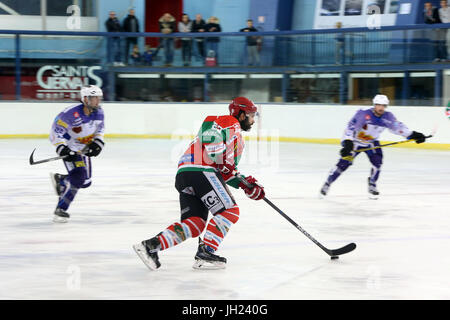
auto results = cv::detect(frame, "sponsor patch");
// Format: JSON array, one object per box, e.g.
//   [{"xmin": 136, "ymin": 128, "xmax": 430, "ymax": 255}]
[
  {"xmin": 73, "ymin": 111, "xmax": 80, "ymax": 118},
  {"xmin": 365, "ymin": 115, "xmax": 371, "ymax": 120},
  {"xmin": 201, "ymin": 190, "xmax": 224, "ymax": 213}
]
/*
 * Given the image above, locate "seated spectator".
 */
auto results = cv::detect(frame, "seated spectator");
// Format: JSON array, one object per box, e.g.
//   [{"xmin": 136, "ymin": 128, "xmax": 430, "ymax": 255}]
[
  {"xmin": 178, "ymin": 13, "xmax": 193, "ymax": 66},
  {"xmin": 159, "ymin": 13, "xmax": 176, "ymax": 66},
  {"xmin": 130, "ymin": 45, "xmax": 141, "ymax": 65},
  {"xmin": 142, "ymin": 45, "xmax": 154, "ymax": 66},
  {"xmin": 205, "ymin": 16, "xmax": 222, "ymax": 64},
  {"xmin": 240, "ymin": 19, "xmax": 260, "ymax": 66}
]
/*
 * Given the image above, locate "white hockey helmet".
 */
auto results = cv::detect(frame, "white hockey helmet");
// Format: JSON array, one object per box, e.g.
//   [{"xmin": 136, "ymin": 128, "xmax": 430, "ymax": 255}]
[
  {"xmin": 80, "ymin": 85, "xmax": 103, "ymax": 100},
  {"xmin": 80, "ymin": 85, "xmax": 103, "ymax": 111},
  {"xmin": 373, "ymin": 94, "xmax": 389, "ymax": 106}
]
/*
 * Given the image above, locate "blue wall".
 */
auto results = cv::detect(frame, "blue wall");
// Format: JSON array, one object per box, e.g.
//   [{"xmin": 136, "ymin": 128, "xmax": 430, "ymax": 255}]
[
  {"xmin": 291, "ymin": 0, "xmax": 315, "ymax": 30},
  {"xmin": 183, "ymin": 0, "xmax": 250, "ymax": 32}
]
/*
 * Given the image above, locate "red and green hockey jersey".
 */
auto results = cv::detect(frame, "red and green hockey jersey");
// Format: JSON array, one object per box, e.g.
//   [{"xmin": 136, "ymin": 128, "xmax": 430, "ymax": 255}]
[{"xmin": 177, "ymin": 115, "xmax": 244, "ymax": 188}]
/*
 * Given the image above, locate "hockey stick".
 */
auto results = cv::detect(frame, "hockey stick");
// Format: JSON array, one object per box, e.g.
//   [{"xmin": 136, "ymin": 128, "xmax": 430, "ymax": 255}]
[
  {"xmin": 235, "ymin": 173, "xmax": 356, "ymax": 259},
  {"xmin": 29, "ymin": 146, "xmax": 88, "ymax": 165},
  {"xmin": 342, "ymin": 134, "xmax": 433, "ymax": 161}
]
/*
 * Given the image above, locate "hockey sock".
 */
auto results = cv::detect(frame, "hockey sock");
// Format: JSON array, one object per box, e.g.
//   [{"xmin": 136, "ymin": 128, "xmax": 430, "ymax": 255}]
[
  {"xmin": 57, "ymin": 180, "xmax": 79, "ymax": 211},
  {"xmin": 157, "ymin": 216, "xmax": 206, "ymax": 251},
  {"xmin": 203, "ymin": 205, "xmax": 240, "ymax": 251},
  {"xmin": 369, "ymin": 165, "xmax": 381, "ymax": 184}
]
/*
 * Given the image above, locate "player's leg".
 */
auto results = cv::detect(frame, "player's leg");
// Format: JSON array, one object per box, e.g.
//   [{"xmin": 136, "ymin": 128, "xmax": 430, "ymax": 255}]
[
  {"xmin": 53, "ymin": 156, "xmax": 89, "ymax": 222},
  {"xmin": 320, "ymin": 155, "xmax": 357, "ymax": 196},
  {"xmin": 365, "ymin": 142, "xmax": 383, "ymax": 198},
  {"xmin": 133, "ymin": 171, "xmax": 210, "ymax": 270}
]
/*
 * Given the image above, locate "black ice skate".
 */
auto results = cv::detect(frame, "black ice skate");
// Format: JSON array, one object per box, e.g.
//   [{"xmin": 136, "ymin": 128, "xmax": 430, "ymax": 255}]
[
  {"xmin": 133, "ymin": 237, "xmax": 161, "ymax": 271},
  {"xmin": 319, "ymin": 182, "xmax": 330, "ymax": 198},
  {"xmin": 193, "ymin": 238, "xmax": 226, "ymax": 270},
  {"xmin": 50, "ymin": 173, "xmax": 67, "ymax": 197},
  {"xmin": 53, "ymin": 207, "xmax": 70, "ymax": 223},
  {"xmin": 368, "ymin": 178, "xmax": 379, "ymax": 200}
]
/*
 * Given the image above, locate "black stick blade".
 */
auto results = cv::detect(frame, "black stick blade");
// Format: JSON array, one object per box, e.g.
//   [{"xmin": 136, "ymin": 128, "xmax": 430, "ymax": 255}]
[
  {"xmin": 29, "ymin": 149, "xmax": 36, "ymax": 165},
  {"xmin": 329, "ymin": 243, "xmax": 357, "ymax": 256}
]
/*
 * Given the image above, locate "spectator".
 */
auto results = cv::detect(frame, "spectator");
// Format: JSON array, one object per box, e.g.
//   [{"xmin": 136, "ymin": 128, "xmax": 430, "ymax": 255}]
[
  {"xmin": 424, "ymin": 2, "xmax": 442, "ymax": 62},
  {"xmin": 438, "ymin": 0, "xmax": 450, "ymax": 61},
  {"xmin": 142, "ymin": 45, "xmax": 154, "ymax": 66},
  {"xmin": 334, "ymin": 21, "xmax": 345, "ymax": 65},
  {"xmin": 192, "ymin": 14, "xmax": 206, "ymax": 61},
  {"xmin": 178, "ymin": 13, "xmax": 193, "ymax": 66},
  {"xmin": 130, "ymin": 45, "xmax": 141, "ymax": 65},
  {"xmin": 105, "ymin": 11, "xmax": 123, "ymax": 66},
  {"xmin": 158, "ymin": 13, "xmax": 176, "ymax": 66},
  {"xmin": 240, "ymin": 19, "xmax": 260, "ymax": 66},
  {"xmin": 123, "ymin": 9, "xmax": 140, "ymax": 65},
  {"xmin": 205, "ymin": 16, "xmax": 222, "ymax": 64}
]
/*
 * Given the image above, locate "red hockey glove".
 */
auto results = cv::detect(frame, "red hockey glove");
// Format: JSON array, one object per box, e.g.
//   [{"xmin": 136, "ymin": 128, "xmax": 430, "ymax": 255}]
[
  {"xmin": 239, "ymin": 176, "xmax": 265, "ymax": 200},
  {"xmin": 216, "ymin": 159, "xmax": 235, "ymax": 175}
]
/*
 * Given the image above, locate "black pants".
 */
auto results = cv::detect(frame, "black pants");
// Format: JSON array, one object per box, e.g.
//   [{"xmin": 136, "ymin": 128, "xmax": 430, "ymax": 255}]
[{"xmin": 175, "ymin": 170, "xmax": 236, "ymax": 221}]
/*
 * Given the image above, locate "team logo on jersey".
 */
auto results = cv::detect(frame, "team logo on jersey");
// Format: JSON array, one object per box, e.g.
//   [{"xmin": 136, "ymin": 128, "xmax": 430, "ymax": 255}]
[
  {"xmin": 72, "ymin": 126, "xmax": 82, "ymax": 134},
  {"xmin": 357, "ymin": 131, "xmax": 374, "ymax": 141},
  {"xmin": 73, "ymin": 111, "xmax": 80, "ymax": 118},
  {"xmin": 76, "ymin": 133, "xmax": 94, "ymax": 144},
  {"xmin": 201, "ymin": 190, "xmax": 223, "ymax": 212}
]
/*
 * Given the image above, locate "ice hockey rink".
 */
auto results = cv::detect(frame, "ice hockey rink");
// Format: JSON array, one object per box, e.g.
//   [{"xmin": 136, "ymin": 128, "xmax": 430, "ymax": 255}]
[{"xmin": 0, "ymin": 138, "xmax": 449, "ymax": 300}]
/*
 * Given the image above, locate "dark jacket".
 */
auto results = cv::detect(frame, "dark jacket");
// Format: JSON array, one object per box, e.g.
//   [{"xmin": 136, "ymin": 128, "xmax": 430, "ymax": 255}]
[
  {"xmin": 158, "ymin": 14, "xmax": 176, "ymax": 34},
  {"xmin": 424, "ymin": 7, "xmax": 441, "ymax": 24},
  {"xmin": 105, "ymin": 17, "xmax": 122, "ymax": 33},
  {"xmin": 205, "ymin": 22, "xmax": 221, "ymax": 42},
  {"xmin": 123, "ymin": 14, "xmax": 140, "ymax": 33},
  {"xmin": 240, "ymin": 26, "xmax": 258, "ymax": 46},
  {"xmin": 192, "ymin": 19, "xmax": 206, "ymax": 32}
]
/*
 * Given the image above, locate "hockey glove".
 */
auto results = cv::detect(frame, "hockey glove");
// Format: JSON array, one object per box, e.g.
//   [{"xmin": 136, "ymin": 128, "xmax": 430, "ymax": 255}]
[
  {"xmin": 216, "ymin": 159, "xmax": 235, "ymax": 175},
  {"xmin": 407, "ymin": 131, "xmax": 426, "ymax": 144},
  {"xmin": 57, "ymin": 145, "xmax": 78, "ymax": 162},
  {"xmin": 340, "ymin": 139, "xmax": 354, "ymax": 157},
  {"xmin": 85, "ymin": 139, "xmax": 104, "ymax": 157},
  {"xmin": 239, "ymin": 176, "xmax": 265, "ymax": 200}
]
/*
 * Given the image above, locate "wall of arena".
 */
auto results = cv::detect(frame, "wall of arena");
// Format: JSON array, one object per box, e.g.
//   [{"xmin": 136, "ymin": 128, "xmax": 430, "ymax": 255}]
[{"xmin": 1, "ymin": 102, "xmax": 448, "ymax": 149}]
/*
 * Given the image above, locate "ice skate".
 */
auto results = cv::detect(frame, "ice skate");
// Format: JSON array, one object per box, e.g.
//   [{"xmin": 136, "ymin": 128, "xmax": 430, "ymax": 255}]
[
  {"xmin": 49, "ymin": 173, "xmax": 67, "ymax": 197},
  {"xmin": 53, "ymin": 208, "xmax": 70, "ymax": 223},
  {"xmin": 133, "ymin": 237, "xmax": 161, "ymax": 270},
  {"xmin": 193, "ymin": 238, "xmax": 227, "ymax": 270},
  {"xmin": 368, "ymin": 178, "xmax": 379, "ymax": 200},
  {"xmin": 319, "ymin": 182, "xmax": 330, "ymax": 198}
]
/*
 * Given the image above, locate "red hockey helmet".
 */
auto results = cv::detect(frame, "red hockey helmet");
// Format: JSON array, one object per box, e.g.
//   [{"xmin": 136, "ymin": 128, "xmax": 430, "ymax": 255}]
[{"xmin": 229, "ymin": 97, "xmax": 257, "ymax": 117}]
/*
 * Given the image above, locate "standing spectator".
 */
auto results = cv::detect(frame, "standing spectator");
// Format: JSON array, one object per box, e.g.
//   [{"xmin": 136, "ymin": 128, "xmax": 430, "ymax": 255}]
[
  {"xmin": 438, "ymin": 0, "xmax": 450, "ymax": 61},
  {"xmin": 159, "ymin": 13, "xmax": 176, "ymax": 67},
  {"xmin": 105, "ymin": 11, "xmax": 123, "ymax": 66},
  {"xmin": 123, "ymin": 9, "xmax": 140, "ymax": 65},
  {"xmin": 205, "ymin": 16, "xmax": 222, "ymax": 64},
  {"xmin": 240, "ymin": 19, "xmax": 260, "ymax": 66},
  {"xmin": 178, "ymin": 13, "xmax": 193, "ymax": 66},
  {"xmin": 192, "ymin": 14, "xmax": 206, "ymax": 61},
  {"xmin": 334, "ymin": 21, "xmax": 345, "ymax": 65},
  {"xmin": 424, "ymin": 2, "xmax": 442, "ymax": 62}
]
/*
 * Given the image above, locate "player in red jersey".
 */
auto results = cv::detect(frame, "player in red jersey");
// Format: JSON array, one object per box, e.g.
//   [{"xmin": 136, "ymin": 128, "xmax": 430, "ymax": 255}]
[{"xmin": 133, "ymin": 97, "xmax": 265, "ymax": 270}]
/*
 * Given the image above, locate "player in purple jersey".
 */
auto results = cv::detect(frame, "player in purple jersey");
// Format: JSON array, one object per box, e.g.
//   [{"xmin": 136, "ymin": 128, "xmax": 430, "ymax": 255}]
[
  {"xmin": 49, "ymin": 85, "xmax": 105, "ymax": 222},
  {"xmin": 320, "ymin": 94, "xmax": 427, "ymax": 199}
]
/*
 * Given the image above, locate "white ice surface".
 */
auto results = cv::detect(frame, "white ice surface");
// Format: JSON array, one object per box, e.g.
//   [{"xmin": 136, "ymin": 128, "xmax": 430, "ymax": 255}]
[{"xmin": 0, "ymin": 139, "xmax": 449, "ymax": 300}]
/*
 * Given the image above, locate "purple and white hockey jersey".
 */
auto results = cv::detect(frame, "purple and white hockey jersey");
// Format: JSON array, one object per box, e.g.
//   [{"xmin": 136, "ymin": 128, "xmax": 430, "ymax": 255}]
[
  {"xmin": 343, "ymin": 108, "xmax": 412, "ymax": 145},
  {"xmin": 49, "ymin": 103, "xmax": 105, "ymax": 152}
]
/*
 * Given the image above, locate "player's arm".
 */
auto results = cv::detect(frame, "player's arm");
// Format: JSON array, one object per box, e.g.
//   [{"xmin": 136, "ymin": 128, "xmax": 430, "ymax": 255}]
[
  {"xmin": 86, "ymin": 111, "xmax": 106, "ymax": 157},
  {"xmin": 340, "ymin": 110, "xmax": 364, "ymax": 157},
  {"xmin": 386, "ymin": 113, "xmax": 426, "ymax": 144},
  {"xmin": 49, "ymin": 114, "xmax": 78, "ymax": 162}
]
